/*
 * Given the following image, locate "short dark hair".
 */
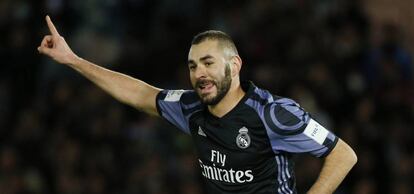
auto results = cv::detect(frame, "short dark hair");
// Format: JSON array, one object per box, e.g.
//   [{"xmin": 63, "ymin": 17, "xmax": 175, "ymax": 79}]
[{"xmin": 191, "ymin": 30, "xmax": 238, "ymax": 55}]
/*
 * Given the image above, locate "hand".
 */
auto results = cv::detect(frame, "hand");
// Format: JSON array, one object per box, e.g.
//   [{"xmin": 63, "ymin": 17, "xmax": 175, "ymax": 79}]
[{"xmin": 38, "ymin": 15, "xmax": 79, "ymax": 65}]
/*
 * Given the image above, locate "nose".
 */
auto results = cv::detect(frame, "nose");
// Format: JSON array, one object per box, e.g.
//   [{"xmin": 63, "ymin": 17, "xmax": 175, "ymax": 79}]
[{"xmin": 194, "ymin": 65, "xmax": 208, "ymax": 79}]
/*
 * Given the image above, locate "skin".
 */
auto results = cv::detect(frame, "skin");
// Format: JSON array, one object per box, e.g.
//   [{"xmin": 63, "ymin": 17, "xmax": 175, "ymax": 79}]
[
  {"xmin": 38, "ymin": 15, "xmax": 357, "ymax": 193},
  {"xmin": 187, "ymin": 40, "xmax": 244, "ymax": 117},
  {"xmin": 307, "ymin": 139, "xmax": 357, "ymax": 194},
  {"xmin": 38, "ymin": 16, "xmax": 160, "ymax": 116}
]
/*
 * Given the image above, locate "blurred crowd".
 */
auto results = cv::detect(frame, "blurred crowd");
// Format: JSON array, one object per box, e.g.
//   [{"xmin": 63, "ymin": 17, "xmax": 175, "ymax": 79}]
[{"xmin": 1, "ymin": 0, "xmax": 413, "ymax": 193}]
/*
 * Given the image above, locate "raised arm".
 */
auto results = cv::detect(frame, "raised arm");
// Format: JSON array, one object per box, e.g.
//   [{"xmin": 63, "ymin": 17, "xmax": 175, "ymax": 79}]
[
  {"xmin": 307, "ymin": 139, "xmax": 357, "ymax": 194},
  {"xmin": 38, "ymin": 15, "xmax": 161, "ymax": 116}
]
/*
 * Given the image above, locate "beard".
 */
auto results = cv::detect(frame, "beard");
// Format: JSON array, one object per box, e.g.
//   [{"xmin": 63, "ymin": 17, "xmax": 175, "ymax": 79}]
[{"xmin": 195, "ymin": 64, "xmax": 232, "ymax": 105}]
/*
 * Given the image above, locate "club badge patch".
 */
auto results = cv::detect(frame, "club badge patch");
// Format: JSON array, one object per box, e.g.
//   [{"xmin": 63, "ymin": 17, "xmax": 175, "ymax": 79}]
[{"xmin": 236, "ymin": 127, "xmax": 251, "ymax": 149}]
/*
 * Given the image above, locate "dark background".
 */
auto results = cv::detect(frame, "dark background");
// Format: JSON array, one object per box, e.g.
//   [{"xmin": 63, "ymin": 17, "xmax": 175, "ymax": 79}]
[{"xmin": 0, "ymin": 0, "xmax": 413, "ymax": 193}]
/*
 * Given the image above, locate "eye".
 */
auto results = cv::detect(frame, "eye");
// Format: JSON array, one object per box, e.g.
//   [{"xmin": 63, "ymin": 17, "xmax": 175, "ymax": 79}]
[
  {"xmin": 189, "ymin": 65, "xmax": 196, "ymax": 71},
  {"xmin": 205, "ymin": 62, "xmax": 213, "ymax": 66}
]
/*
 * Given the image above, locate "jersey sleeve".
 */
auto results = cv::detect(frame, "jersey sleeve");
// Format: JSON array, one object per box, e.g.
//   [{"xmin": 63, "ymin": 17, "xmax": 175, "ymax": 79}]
[
  {"xmin": 156, "ymin": 89, "xmax": 201, "ymax": 134},
  {"xmin": 262, "ymin": 98, "xmax": 338, "ymax": 158}
]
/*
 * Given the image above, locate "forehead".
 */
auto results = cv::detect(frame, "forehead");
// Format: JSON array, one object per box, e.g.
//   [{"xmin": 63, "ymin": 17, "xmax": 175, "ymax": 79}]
[{"xmin": 188, "ymin": 40, "xmax": 223, "ymax": 60}]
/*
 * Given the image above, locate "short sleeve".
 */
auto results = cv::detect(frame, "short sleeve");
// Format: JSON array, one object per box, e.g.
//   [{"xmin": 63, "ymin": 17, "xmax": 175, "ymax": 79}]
[
  {"xmin": 156, "ymin": 89, "xmax": 202, "ymax": 134},
  {"xmin": 262, "ymin": 98, "xmax": 338, "ymax": 158}
]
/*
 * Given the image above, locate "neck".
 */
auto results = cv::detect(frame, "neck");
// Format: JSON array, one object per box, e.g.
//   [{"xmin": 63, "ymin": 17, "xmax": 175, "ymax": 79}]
[{"xmin": 208, "ymin": 80, "xmax": 245, "ymax": 118}]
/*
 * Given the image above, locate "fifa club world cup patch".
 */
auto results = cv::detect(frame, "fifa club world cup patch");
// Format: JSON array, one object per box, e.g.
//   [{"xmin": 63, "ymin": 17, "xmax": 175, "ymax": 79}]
[
  {"xmin": 303, "ymin": 119, "xmax": 329, "ymax": 145},
  {"xmin": 165, "ymin": 90, "xmax": 185, "ymax": 102},
  {"xmin": 236, "ymin": 127, "xmax": 251, "ymax": 149}
]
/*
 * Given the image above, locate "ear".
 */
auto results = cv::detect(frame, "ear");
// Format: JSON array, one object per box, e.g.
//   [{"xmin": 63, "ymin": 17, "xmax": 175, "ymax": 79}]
[{"xmin": 230, "ymin": 55, "xmax": 242, "ymax": 77}]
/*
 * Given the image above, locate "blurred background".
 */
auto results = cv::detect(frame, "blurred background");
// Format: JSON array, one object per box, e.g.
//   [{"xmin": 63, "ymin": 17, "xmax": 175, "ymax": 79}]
[{"xmin": 1, "ymin": 0, "xmax": 413, "ymax": 193}]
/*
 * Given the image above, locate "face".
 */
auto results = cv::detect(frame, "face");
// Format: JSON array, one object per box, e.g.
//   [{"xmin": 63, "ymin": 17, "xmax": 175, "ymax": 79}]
[{"xmin": 188, "ymin": 40, "xmax": 233, "ymax": 105}]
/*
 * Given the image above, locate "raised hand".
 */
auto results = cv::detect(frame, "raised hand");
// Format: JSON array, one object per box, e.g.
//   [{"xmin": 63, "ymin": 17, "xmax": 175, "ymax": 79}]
[{"xmin": 38, "ymin": 15, "xmax": 79, "ymax": 65}]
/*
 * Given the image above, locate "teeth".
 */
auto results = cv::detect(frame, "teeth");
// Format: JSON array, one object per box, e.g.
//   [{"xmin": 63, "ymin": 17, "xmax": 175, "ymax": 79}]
[{"xmin": 197, "ymin": 81, "xmax": 213, "ymax": 89}]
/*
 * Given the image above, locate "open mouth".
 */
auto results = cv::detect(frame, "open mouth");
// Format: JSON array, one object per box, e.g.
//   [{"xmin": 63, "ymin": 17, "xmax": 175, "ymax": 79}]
[{"xmin": 197, "ymin": 80, "xmax": 215, "ymax": 94}]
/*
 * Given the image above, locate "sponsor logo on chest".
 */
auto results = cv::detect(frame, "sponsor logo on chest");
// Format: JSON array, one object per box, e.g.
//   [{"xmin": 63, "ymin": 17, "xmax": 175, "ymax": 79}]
[{"xmin": 199, "ymin": 150, "xmax": 254, "ymax": 183}]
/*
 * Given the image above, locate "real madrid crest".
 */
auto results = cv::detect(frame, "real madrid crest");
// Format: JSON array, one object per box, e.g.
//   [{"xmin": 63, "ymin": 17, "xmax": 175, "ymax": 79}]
[{"xmin": 236, "ymin": 127, "xmax": 251, "ymax": 149}]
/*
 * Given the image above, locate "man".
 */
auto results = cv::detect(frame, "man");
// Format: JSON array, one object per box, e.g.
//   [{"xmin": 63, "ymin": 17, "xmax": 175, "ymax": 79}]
[{"xmin": 38, "ymin": 15, "xmax": 357, "ymax": 194}]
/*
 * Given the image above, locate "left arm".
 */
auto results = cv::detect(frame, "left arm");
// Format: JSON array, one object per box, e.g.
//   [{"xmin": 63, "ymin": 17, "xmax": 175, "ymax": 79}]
[
  {"xmin": 307, "ymin": 138, "xmax": 357, "ymax": 194},
  {"xmin": 260, "ymin": 99, "xmax": 357, "ymax": 193}
]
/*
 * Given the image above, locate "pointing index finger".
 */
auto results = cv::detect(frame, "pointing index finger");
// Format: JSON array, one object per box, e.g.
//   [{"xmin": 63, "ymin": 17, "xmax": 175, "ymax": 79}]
[{"xmin": 46, "ymin": 15, "xmax": 60, "ymax": 36}]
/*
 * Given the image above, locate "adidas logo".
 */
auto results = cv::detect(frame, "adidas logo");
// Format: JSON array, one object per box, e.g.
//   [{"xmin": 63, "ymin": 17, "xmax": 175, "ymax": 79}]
[{"xmin": 198, "ymin": 126, "xmax": 207, "ymax": 137}]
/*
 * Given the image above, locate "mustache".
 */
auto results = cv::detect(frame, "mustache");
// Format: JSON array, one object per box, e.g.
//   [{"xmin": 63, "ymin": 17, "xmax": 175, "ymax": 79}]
[{"xmin": 195, "ymin": 79, "xmax": 216, "ymax": 88}]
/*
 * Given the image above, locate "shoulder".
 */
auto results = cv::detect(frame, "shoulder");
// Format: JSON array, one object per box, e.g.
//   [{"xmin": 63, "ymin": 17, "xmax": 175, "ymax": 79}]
[
  {"xmin": 157, "ymin": 89, "xmax": 199, "ymax": 104},
  {"xmin": 157, "ymin": 89, "xmax": 204, "ymax": 116},
  {"xmin": 245, "ymin": 85, "xmax": 288, "ymax": 108},
  {"xmin": 265, "ymin": 97, "xmax": 310, "ymax": 135},
  {"xmin": 245, "ymin": 86, "xmax": 310, "ymax": 135}
]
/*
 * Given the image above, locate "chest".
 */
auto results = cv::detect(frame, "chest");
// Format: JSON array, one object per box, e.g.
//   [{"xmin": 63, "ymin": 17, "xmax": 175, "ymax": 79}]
[{"xmin": 188, "ymin": 108, "xmax": 273, "ymax": 169}]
